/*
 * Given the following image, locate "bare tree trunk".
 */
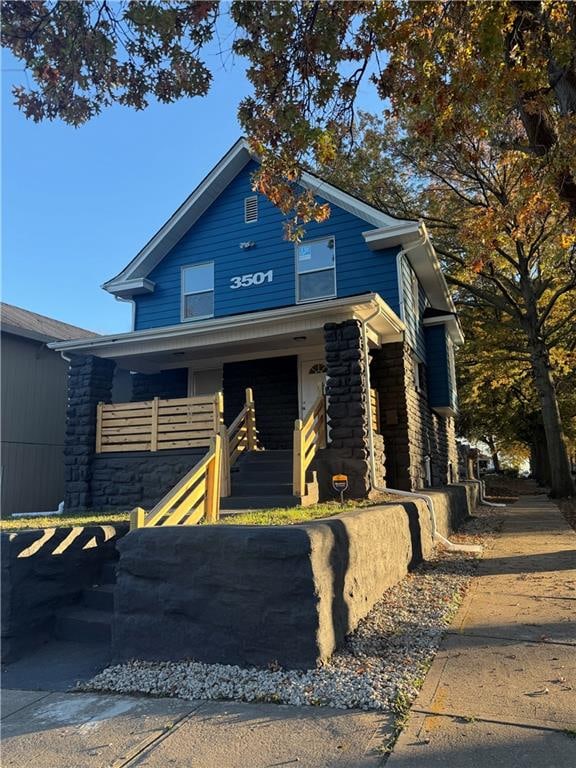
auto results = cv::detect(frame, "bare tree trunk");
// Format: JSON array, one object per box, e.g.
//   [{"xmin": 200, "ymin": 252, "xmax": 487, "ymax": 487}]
[
  {"xmin": 486, "ymin": 436, "xmax": 501, "ymax": 473},
  {"xmin": 522, "ymin": 314, "xmax": 574, "ymax": 495},
  {"xmin": 530, "ymin": 430, "xmax": 551, "ymax": 487}
]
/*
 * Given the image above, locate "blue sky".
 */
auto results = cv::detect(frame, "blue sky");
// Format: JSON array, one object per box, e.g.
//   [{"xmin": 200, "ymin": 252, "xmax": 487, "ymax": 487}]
[{"xmin": 2, "ymin": 29, "xmax": 382, "ymax": 335}]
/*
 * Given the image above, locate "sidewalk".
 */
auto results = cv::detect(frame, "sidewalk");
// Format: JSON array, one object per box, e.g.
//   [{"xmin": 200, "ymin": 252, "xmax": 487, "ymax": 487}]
[
  {"xmin": 387, "ymin": 495, "xmax": 576, "ymax": 767},
  {"xmin": 2, "ymin": 496, "xmax": 574, "ymax": 767}
]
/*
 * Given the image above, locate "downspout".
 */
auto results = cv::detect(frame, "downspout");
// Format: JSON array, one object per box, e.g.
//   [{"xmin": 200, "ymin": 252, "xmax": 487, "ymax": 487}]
[
  {"xmin": 360, "ymin": 307, "xmax": 381, "ymax": 498},
  {"xmin": 361, "ymin": 267, "xmax": 482, "ymax": 555}
]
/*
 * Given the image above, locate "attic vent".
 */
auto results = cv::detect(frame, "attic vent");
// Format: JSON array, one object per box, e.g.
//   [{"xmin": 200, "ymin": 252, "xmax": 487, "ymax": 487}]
[{"xmin": 244, "ymin": 195, "xmax": 258, "ymax": 223}]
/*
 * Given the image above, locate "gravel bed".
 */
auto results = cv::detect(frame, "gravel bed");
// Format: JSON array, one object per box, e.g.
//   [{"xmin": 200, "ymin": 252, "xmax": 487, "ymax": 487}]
[{"xmin": 83, "ymin": 507, "xmax": 502, "ymax": 712}]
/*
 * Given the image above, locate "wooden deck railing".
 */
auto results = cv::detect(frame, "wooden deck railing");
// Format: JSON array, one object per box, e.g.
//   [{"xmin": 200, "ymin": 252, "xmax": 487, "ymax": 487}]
[
  {"xmin": 130, "ymin": 434, "xmax": 222, "ymax": 530},
  {"xmin": 96, "ymin": 392, "xmax": 223, "ymax": 453},
  {"xmin": 293, "ymin": 393, "xmax": 327, "ymax": 497},
  {"xmin": 220, "ymin": 387, "xmax": 260, "ymax": 496}
]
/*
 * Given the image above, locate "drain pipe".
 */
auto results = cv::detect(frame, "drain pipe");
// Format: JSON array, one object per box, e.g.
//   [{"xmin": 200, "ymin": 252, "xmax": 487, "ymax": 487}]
[{"xmin": 360, "ymin": 314, "xmax": 482, "ymax": 555}]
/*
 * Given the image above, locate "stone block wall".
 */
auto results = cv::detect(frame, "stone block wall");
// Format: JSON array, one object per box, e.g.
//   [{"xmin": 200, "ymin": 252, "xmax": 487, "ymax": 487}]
[
  {"xmin": 113, "ymin": 484, "xmax": 475, "ymax": 669},
  {"xmin": 64, "ymin": 354, "xmax": 116, "ymax": 512},
  {"xmin": 371, "ymin": 342, "xmax": 458, "ymax": 490},
  {"xmin": 223, "ymin": 356, "xmax": 298, "ymax": 450},
  {"xmin": 323, "ymin": 320, "xmax": 385, "ymax": 498},
  {"xmin": 131, "ymin": 368, "xmax": 188, "ymax": 402},
  {"xmin": 90, "ymin": 449, "xmax": 204, "ymax": 511}
]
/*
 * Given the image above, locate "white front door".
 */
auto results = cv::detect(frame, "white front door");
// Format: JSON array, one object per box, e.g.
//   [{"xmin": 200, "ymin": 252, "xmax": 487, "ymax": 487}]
[{"xmin": 299, "ymin": 359, "xmax": 326, "ymax": 419}]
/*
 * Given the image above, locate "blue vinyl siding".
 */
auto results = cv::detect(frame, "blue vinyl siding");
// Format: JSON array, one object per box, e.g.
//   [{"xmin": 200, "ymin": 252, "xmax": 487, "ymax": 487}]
[
  {"xmin": 425, "ymin": 325, "xmax": 457, "ymax": 412},
  {"xmin": 400, "ymin": 255, "xmax": 427, "ymax": 361},
  {"xmin": 134, "ymin": 161, "xmax": 401, "ymax": 330}
]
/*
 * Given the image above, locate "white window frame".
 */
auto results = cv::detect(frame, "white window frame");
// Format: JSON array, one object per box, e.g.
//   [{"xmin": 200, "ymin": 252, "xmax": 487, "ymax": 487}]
[
  {"xmin": 180, "ymin": 262, "xmax": 215, "ymax": 322},
  {"xmin": 295, "ymin": 236, "xmax": 337, "ymax": 304},
  {"xmin": 413, "ymin": 354, "xmax": 425, "ymax": 394}
]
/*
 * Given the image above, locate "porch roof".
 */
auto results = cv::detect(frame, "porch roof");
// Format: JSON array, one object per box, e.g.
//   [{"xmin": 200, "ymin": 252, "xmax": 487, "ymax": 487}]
[{"xmin": 48, "ymin": 293, "xmax": 404, "ymax": 373}]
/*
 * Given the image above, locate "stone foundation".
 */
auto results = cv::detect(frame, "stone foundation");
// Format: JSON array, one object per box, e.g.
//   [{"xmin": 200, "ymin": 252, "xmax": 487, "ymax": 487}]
[
  {"xmin": 90, "ymin": 449, "xmax": 205, "ymax": 511},
  {"xmin": 371, "ymin": 342, "xmax": 458, "ymax": 490},
  {"xmin": 64, "ymin": 355, "xmax": 115, "ymax": 512},
  {"xmin": 323, "ymin": 320, "xmax": 384, "ymax": 498}
]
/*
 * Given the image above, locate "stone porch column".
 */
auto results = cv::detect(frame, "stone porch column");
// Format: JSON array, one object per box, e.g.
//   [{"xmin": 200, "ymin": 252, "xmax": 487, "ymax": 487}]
[
  {"xmin": 323, "ymin": 319, "xmax": 373, "ymax": 498},
  {"xmin": 64, "ymin": 354, "xmax": 115, "ymax": 512}
]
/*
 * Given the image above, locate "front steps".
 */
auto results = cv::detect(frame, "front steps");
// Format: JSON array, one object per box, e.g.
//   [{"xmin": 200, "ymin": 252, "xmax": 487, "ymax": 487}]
[
  {"xmin": 220, "ymin": 449, "xmax": 319, "ymax": 511},
  {"xmin": 54, "ymin": 560, "xmax": 116, "ymax": 644}
]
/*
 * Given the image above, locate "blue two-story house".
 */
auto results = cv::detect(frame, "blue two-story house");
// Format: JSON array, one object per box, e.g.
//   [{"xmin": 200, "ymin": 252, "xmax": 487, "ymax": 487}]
[{"xmin": 51, "ymin": 139, "xmax": 463, "ymax": 512}]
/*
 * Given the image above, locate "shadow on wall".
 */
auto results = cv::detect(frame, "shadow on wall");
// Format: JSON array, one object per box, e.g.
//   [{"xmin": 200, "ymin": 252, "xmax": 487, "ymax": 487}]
[
  {"xmin": 1, "ymin": 524, "xmax": 127, "ymax": 663},
  {"xmin": 327, "ymin": 518, "xmax": 350, "ymax": 652}
]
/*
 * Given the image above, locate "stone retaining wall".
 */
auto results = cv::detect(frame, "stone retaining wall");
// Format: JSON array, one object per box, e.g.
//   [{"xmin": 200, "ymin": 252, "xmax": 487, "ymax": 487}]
[
  {"xmin": 371, "ymin": 342, "xmax": 458, "ymax": 490},
  {"xmin": 113, "ymin": 483, "xmax": 477, "ymax": 669},
  {"xmin": 1, "ymin": 523, "xmax": 127, "ymax": 662}
]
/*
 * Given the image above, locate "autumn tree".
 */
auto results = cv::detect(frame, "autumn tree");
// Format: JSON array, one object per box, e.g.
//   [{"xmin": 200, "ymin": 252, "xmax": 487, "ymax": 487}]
[
  {"xmin": 3, "ymin": 0, "xmax": 575, "ymax": 493},
  {"xmin": 322, "ymin": 113, "xmax": 575, "ymax": 496}
]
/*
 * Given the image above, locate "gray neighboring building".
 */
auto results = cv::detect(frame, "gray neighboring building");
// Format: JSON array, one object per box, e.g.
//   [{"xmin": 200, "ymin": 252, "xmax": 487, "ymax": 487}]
[{"xmin": 0, "ymin": 303, "xmax": 99, "ymax": 516}]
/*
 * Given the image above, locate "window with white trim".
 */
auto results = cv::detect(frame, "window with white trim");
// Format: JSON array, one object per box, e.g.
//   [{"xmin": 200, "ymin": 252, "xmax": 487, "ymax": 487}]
[
  {"xmin": 181, "ymin": 263, "xmax": 214, "ymax": 321},
  {"xmin": 244, "ymin": 195, "xmax": 258, "ymax": 223},
  {"xmin": 296, "ymin": 237, "xmax": 336, "ymax": 302}
]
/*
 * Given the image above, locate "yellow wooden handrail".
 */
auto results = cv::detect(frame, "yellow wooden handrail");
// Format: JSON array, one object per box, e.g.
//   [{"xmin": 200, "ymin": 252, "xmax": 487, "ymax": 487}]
[
  {"xmin": 229, "ymin": 388, "xmax": 260, "ymax": 460},
  {"xmin": 130, "ymin": 434, "xmax": 222, "ymax": 530},
  {"xmin": 293, "ymin": 393, "xmax": 326, "ymax": 497}
]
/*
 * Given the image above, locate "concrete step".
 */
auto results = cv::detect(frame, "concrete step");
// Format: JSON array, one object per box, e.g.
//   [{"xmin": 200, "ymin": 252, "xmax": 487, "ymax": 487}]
[
  {"xmin": 99, "ymin": 561, "xmax": 117, "ymax": 585},
  {"xmin": 231, "ymin": 482, "xmax": 294, "ymax": 497},
  {"xmin": 239, "ymin": 450, "xmax": 293, "ymax": 463},
  {"xmin": 220, "ymin": 495, "xmax": 301, "ymax": 510},
  {"xmin": 83, "ymin": 584, "xmax": 115, "ymax": 611},
  {"xmin": 232, "ymin": 466, "xmax": 293, "ymax": 482},
  {"xmin": 54, "ymin": 606, "xmax": 111, "ymax": 644}
]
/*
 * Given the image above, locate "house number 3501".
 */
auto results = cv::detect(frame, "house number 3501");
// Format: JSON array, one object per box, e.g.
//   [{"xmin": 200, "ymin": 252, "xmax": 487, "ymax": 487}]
[{"xmin": 230, "ymin": 270, "xmax": 273, "ymax": 289}]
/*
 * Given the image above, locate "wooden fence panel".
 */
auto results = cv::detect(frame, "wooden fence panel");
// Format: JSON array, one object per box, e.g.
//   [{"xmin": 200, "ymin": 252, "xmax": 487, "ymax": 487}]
[{"xmin": 97, "ymin": 393, "xmax": 222, "ymax": 453}]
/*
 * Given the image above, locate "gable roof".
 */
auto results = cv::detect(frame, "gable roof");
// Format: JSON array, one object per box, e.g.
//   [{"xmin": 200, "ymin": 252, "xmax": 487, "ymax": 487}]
[
  {"xmin": 102, "ymin": 137, "xmax": 411, "ymax": 297},
  {"xmin": 102, "ymin": 137, "xmax": 457, "ymax": 317},
  {"xmin": 0, "ymin": 303, "xmax": 99, "ymax": 344}
]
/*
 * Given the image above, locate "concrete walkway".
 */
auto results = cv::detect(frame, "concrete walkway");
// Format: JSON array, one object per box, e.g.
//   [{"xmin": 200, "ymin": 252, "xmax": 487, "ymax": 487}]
[
  {"xmin": 0, "ymin": 691, "xmax": 390, "ymax": 767},
  {"xmin": 387, "ymin": 495, "xmax": 576, "ymax": 767},
  {"xmin": 2, "ymin": 495, "xmax": 574, "ymax": 767}
]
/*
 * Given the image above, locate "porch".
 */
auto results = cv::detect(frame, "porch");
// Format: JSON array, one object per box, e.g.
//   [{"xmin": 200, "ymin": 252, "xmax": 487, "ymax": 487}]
[{"xmin": 52, "ymin": 293, "xmax": 404, "ymax": 514}]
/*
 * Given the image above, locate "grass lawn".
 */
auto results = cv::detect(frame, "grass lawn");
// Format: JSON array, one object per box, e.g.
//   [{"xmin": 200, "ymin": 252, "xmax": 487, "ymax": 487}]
[
  {"xmin": 217, "ymin": 499, "xmax": 380, "ymax": 526},
  {"xmin": 0, "ymin": 511, "xmax": 130, "ymax": 531},
  {"xmin": 0, "ymin": 494, "xmax": 401, "ymax": 531}
]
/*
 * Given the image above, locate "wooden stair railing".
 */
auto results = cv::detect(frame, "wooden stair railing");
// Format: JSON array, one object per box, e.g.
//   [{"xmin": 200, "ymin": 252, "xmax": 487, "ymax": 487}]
[
  {"xmin": 130, "ymin": 434, "xmax": 222, "ymax": 530},
  {"xmin": 293, "ymin": 393, "xmax": 327, "ymax": 498},
  {"xmin": 220, "ymin": 387, "xmax": 261, "ymax": 497}
]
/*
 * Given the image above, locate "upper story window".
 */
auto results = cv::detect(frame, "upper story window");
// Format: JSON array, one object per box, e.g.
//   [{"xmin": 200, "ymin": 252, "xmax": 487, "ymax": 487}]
[
  {"xmin": 296, "ymin": 237, "xmax": 336, "ymax": 303},
  {"xmin": 244, "ymin": 195, "xmax": 258, "ymax": 223},
  {"xmin": 181, "ymin": 262, "xmax": 214, "ymax": 321}
]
